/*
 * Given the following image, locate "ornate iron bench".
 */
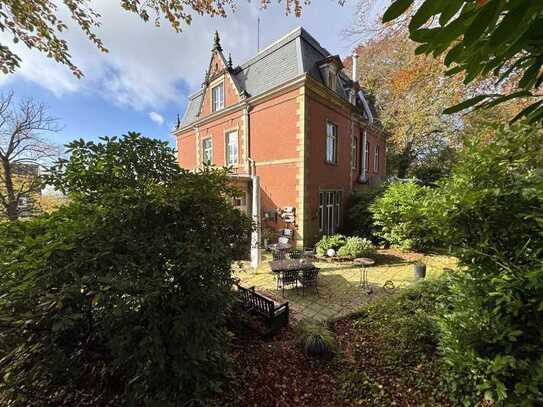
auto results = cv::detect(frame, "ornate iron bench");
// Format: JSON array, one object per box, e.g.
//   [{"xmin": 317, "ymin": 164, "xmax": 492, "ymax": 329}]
[{"xmin": 236, "ymin": 285, "xmax": 289, "ymax": 334}]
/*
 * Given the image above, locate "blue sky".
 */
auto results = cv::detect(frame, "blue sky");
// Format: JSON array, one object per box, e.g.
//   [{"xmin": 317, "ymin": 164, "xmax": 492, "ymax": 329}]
[{"xmin": 0, "ymin": 0, "xmax": 382, "ymax": 149}]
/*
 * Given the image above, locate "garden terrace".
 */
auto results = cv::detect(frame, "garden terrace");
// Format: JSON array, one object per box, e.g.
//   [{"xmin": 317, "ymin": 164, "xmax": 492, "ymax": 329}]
[{"xmin": 234, "ymin": 248, "xmax": 457, "ymax": 322}]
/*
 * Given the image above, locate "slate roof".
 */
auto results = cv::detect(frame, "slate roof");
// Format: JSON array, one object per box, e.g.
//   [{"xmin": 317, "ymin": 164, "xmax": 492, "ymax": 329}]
[{"xmin": 179, "ymin": 27, "xmax": 366, "ymax": 129}]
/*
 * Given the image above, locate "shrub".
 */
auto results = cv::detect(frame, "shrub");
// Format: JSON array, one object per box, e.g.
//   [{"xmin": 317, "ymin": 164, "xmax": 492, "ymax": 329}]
[
  {"xmin": 355, "ymin": 276, "xmax": 449, "ymax": 368},
  {"xmin": 370, "ymin": 181, "xmax": 438, "ymax": 251},
  {"xmin": 342, "ymin": 184, "xmax": 386, "ymax": 240},
  {"xmin": 315, "ymin": 234, "xmax": 346, "ymax": 256},
  {"xmin": 297, "ymin": 321, "xmax": 336, "ymax": 359},
  {"xmin": 0, "ymin": 134, "xmax": 251, "ymax": 406},
  {"xmin": 338, "ymin": 370, "xmax": 391, "ymax": 406},
  {"xmin": 435, "ymin": 122, "xmax": 543, "ymax": 269},
  {"xmin": 44, "ymin": 132, "xmax": 182, "ymax": 201},
  {"xmin": 438, "ymin": 261, "xmax": 543, "ymax": 406},
  {"xmin": 337, "ymin": 236, "xmax": 376, "ymax": 258},
  {"xmin": 345, "ymin": 277, "xmax": 451, "ymax": 405},
  {"xmin": 433, "ymin": 122, "xmax": 543, "ymax": 405}
]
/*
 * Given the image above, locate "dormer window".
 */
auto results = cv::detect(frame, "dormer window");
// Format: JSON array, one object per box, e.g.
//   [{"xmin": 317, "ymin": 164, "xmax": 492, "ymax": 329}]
[
  {"xmin": 212, "ymin": 82, "xmax": 224, "ymax": 112},
  {"xmin": 327, "ymin": 70, "xmax": 337, "ymax": 92},
  {"xmin": 318, "ymin": 55, "xmax": 343, "ymax": 93}
]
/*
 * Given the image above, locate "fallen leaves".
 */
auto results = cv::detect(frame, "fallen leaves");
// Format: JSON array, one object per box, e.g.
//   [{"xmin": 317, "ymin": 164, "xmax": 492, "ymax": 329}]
[{"xmin": 218, "ymin": 315, "xmax": 451, "ymax": 407}]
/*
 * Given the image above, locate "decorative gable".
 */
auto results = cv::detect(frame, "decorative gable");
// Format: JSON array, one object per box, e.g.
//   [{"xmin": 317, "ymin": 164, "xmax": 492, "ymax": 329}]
[{"xmin": 198, "ymin": 31, "xmax": 243, "ymax": 118}]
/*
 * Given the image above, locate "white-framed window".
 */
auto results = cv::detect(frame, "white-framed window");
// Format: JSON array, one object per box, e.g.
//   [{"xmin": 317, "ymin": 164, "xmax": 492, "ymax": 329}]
[
  {"xmin": 226, "ymin": 131, "xmax": 238, "ymax": 165},
  {"xmin": 319, "ymin": 191, "xmax": 342, "ymax": 235},
  {"xmin": 211, "ymin": 83, "xmax": 224, "ymax": 112},
  {"xmin": 325, "ymin": 122, "xmax": 337, "ymax": 164},
  {"xmin": 374, "ymin": 145, "xmax": 380, "ymax": 173},
  {"xmin": 202, "ymin": 137, "xmax": 213, "ymax": 164},
  {"xmin": 351, "ymin": 135, "xmax": 358, "ymax": 170}
]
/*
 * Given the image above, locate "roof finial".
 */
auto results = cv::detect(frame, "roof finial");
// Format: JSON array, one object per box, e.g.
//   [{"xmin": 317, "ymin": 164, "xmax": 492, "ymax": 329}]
[
  {"xmin": 176, "ymin": 114, "xmax": 180, "ymax": 129},
  {"xmin": 212, "ymin": 30, "xmax": 222, "ymax": 52},
  {"xmin": 227, "ymin": 53, "xmax": 233, "ymax": 69}
]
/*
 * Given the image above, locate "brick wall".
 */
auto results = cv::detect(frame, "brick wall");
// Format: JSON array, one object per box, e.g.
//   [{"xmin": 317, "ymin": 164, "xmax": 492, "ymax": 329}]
[{"xmin": 176, "ymin": 80, "xmax": 386, "ymax": 247}]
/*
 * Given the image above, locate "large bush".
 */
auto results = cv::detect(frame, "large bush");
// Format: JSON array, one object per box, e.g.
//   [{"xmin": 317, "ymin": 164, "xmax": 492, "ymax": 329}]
[
  {"xmin": 434, "ymin": 123, "xmax": 543, "ymax": 405},
  {"xmin": 370, "ymin": 181, "xmax": 438, "ymax": 251},
  {"xmin": 342, "ymin": 184, "xmax": 386, "ymax": 240},
  {"xmin": 0, "ymin": 134, "xmax": 251, "ymax": 406},
  {"xmin": 337, "ymin": 236, "xmax": 376, "ymax": 258},
  {"xmin": 315, "ymin": 234, "xmax": 346, "ymax": 256}
]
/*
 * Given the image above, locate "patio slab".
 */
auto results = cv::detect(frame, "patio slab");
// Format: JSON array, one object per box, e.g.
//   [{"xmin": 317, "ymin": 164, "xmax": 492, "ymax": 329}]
[{"xmin": 234, "ymin": 248, "xmax": 457, "ymax": 322}]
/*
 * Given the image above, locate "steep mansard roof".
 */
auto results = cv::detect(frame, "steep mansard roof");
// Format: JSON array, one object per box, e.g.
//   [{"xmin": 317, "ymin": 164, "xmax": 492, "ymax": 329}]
[{"xmin": 179, "ymin": 27, "xmax": 365, "ymax": 129}]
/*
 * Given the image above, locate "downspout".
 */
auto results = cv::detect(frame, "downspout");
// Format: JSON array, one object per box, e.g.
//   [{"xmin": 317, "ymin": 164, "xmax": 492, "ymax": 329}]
[
  {"xmin": 349, "ymin": 52, "xmax": 358, "ymax": 189},
  {"xmin": 358, "ymin": 91, "xmax": 373, "ymax": 184},
  {"xmin": 350, "ymin": 52, "xmax": 372, "ymax": 184},
  {"xmin": 245, "ymin": 106, "xmax": 261, "ymax": 269}
]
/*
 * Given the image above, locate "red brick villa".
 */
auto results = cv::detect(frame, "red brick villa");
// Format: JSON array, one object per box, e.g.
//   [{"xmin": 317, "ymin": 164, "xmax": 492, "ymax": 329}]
[{"xmin": 174, "ymin": 27, "xmax": 386, "ymax": 267}]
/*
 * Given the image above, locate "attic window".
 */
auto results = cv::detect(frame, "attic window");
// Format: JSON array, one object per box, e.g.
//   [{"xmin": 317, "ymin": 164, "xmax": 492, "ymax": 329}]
[
  {"xmin": 212, "ymin": 83, "xmax": 224, "ymax": 112},
  {"xmin": 327, "ymin": 70, "xmax": 337, "ymax": 92}
]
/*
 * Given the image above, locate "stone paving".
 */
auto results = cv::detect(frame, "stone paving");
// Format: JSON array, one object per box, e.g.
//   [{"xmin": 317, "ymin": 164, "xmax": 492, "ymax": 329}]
[{"xmin": 234, "ymin": 249, "xmax": 457, "ymax": 322}]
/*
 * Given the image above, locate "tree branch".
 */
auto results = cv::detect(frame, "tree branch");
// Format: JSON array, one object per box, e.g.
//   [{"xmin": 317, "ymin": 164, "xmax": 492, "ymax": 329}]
[{"xmin": 0, "ymin": 91, "xmax": 61, "ymax": 220}]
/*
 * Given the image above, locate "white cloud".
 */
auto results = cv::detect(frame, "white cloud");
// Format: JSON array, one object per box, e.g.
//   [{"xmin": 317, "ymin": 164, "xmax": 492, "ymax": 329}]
[
  {"xmin": 149, "ymin": 111, "xmax": 165, "ymax": 125},
  {"xmin": 0, "ymin": 0, "xmax": 357, "ymax": 111}
]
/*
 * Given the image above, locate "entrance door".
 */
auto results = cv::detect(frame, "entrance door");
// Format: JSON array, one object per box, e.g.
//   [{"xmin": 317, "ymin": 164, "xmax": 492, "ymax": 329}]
[{"xmin": 319, "ymin": 190, "xmax": 342, "ymax": 235}]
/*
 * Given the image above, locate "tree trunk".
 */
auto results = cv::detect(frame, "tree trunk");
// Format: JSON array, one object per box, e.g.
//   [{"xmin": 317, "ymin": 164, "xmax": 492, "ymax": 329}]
[
  {"xmin": 2, "ymin": 159, "xmax": 18, "ymax": 221},
  {"xmin": 396, "ymin": 143, "xmax": 413, "ymax": 179}
]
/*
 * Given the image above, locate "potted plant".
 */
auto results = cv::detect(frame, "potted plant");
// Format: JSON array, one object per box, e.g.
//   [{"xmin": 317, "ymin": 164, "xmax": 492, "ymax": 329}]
[
  {"xmin": 298, "ymin": 321, "xmax": 336, "ymax": 360},
  {"xmin": 414, "ymin": 261, "xmax": 426, "ymax": 280}
]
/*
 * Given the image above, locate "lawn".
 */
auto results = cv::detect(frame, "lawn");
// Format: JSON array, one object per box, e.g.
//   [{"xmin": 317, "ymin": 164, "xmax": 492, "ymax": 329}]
[{"xmin": 234, "ymin": 248, "xmax": 457, "ymax": 322}]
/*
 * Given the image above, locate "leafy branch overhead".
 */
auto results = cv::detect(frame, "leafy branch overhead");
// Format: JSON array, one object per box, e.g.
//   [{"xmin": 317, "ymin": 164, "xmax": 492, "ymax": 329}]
[
  {"xmin": 383, "ymin": 0, "xmax": 543, "ymax": 123},
  {"xmin": 0, "ymin": 0, "xmax": 314, "ymax": 77}
]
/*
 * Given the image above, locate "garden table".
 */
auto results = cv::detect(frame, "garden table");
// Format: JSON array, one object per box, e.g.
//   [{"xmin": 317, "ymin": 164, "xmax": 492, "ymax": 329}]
[
  {"xmin": 270, "ymin": 259, "xmax": 318, "ymax": 296},
  {"xmin": 354, "ymin": 257, "xmax": 375, "ymax": 294},
  {"xmin": 270, "ymin": 259, "xmax": 314, "ymax": 273},
  {"xmin": 268, "ymin": 242, "xmax": 293, "ymax": 261},
  {"xmin": 268, "ymin": 242, "xmax": 292, "ymax": 251}
]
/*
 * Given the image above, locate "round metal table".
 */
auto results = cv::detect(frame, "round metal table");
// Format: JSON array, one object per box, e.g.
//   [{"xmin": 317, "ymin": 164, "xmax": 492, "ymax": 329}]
[
  {"xmin": 354, "ymin": 257, "xmax": 375, "ymax": 294},
  {"xmin": 268, "ymin": 242, "xmax": 292, "ymax": 260}
]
